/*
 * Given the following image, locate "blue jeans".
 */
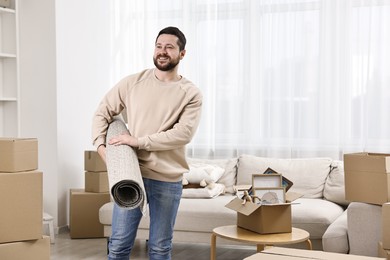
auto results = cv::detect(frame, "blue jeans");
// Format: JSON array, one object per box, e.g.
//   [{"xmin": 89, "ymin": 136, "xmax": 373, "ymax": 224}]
[{"xmin": 108, "ymin": 178, "xmax": 182, "ymax": 260}]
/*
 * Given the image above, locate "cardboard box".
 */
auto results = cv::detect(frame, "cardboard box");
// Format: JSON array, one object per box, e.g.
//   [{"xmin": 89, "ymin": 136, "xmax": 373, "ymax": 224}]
[
  {"xmin": 69, "ymin": 189, "xmax": 110, "ymax": 238},
  {"xmin": 0, "ymin": 138, "xmax": 38, "ymax": 172},
  {"xmin": 344, "ymin": 152, "xmax": 390, "ymax": 205},
  {"xmin": 85, "ymin": 171, "xmax": 109, "ymax": 193},
  {"xmin": 225, "ymin": 197, "xmax": 292, "ymax": 234},
  {"xmin": 0, "ymin": 236, "xmax": 50, "ymax": 260},
  {"xmin": 245, "ymin": 247, "xmax": 385, "ymax": 260},
  {"xmin": 84, "ymin": 150, "xmax": 107, "ymax": 172},
  {"xmin": 0, "ymin": 171, "xmax": 43, "ymax": 243}
]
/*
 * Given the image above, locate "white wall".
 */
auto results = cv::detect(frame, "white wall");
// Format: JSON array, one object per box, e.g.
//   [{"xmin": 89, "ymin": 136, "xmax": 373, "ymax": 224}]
[
  {"xmin": 55, "ymin": 0, "xmax": 113, "ymax": 229},
  {"xmin": 18, "ymin": 0, "xmax": 58, "ymax": 227},
  {"xmin": 18, "ymin": 0, "xmax": 116, "ymax": 230}
]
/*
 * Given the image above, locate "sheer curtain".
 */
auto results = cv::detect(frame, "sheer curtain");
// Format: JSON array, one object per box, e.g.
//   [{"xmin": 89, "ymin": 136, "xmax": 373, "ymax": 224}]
[{"xmin": 110, "ymin": 0, "xmax": 390, "ymax": 160}]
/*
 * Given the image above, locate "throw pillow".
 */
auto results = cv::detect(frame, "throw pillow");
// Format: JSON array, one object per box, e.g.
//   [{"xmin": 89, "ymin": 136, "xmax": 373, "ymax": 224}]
[
  {"xmin": 324, "ymin": 160, "xmax": 349, "ymax": 206},
  {"xmin": 237, "ymin": 154, "xmax": 332, "ymax": 199}
]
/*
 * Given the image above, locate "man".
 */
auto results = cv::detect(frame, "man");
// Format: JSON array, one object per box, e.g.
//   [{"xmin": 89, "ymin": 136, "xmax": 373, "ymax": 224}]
[{"xmin": 92, "ymin": 26, "xmax": 202, "ymax": 260}]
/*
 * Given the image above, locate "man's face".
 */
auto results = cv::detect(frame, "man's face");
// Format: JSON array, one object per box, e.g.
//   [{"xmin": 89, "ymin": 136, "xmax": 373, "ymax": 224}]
[{"xmin": 153, "ymin": 34, "xmax": 184, "ymax": 71}]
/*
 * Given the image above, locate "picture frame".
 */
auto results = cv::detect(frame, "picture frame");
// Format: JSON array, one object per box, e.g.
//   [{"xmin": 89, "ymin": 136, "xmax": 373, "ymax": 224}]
[
  {"xmin": 252, "ymin": 173, "xmax": 282, "ymax": 188},
  {"xmin": 263, "ymin": 167, "xmax": 294, "ymax": 192},
  {"xmin": 253, "ymin": 187, "xmax": 286, "ymax": 204}
]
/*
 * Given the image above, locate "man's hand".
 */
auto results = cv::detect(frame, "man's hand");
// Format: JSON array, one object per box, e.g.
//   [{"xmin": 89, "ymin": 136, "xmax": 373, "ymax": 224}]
[
  {"xmin": 97, "ymin": 144, "xmax": 106, "ymax": 163},
  {"xmin": 108, "ymin": 132, "xmax": 139, "ymax": 147}
]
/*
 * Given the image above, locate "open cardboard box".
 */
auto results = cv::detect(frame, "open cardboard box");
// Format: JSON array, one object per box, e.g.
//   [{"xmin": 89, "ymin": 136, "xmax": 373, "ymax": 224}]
[
  {"xmin": 226, "ymin": 197, "xmax": 292, "ymax": 234},
  {"xmin": 226, "ymin": 186, "xmax": 302, "ymax": 234},
  {"xmin": 229, "ymin": 172, "xmax": 302, "ymax": 234}
]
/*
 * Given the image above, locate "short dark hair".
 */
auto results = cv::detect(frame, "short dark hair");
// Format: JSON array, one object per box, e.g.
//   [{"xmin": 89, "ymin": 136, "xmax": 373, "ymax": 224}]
[{"xmin": 156, "ymin": 27, "xmax": 186, "ymax": 51}]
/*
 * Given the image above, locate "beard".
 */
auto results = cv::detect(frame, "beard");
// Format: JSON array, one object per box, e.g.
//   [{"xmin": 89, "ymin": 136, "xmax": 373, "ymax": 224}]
[{"xmin": 153, "ymin": 54, "xmax": 180, "ymax": 71}]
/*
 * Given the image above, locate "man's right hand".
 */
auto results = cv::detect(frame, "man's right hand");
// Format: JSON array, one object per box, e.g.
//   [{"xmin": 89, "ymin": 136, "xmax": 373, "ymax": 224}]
[{"xmin": 97, "ymin": 144, "xmax": 107, "ymax": 163}]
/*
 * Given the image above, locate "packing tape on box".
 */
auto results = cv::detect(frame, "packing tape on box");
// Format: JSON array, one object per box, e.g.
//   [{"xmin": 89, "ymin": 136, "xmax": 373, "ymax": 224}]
[{"xmin": 106, "ymin": 119, "xmax": 147, "ymax": 215}]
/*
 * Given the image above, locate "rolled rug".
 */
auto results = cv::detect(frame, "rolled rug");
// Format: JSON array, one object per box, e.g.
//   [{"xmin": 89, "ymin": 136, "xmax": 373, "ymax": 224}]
[{"xmin": 106, "ymin": 119, "xmax": 147, "ymax": 214}]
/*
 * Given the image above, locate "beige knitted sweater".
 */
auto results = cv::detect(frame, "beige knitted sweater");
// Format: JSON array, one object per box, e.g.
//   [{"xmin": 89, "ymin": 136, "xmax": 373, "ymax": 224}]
[{"xmin": 92, "ymin": 69, "xmax": 202, "ymax": 182}]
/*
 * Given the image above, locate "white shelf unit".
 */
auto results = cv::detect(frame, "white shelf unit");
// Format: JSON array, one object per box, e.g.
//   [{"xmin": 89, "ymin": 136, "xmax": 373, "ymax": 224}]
[{"xmin": 0, "ymin": 1, "xmax": 19, "ymax": 137}]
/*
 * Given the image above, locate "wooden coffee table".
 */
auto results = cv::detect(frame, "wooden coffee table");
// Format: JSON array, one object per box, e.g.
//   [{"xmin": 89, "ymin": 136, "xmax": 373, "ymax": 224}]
[{"xmin": 210, "ymin": 225, "xmax": 312, "ymax": 260}]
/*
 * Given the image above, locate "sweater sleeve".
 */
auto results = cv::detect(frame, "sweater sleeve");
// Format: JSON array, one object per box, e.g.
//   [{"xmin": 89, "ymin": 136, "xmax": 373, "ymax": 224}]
[
  {"xmin": 91, "ymin": 79, "xmax": 128, "ymax": 148},
  {"xmin": 137, "ymin": 88, "xmax": 202, "ymax": 151}
]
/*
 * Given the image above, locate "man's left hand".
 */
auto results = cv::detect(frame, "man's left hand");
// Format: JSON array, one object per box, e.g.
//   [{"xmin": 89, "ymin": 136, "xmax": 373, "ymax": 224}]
[{"xmin": 108, "ymin": 132, "xmax": 139, "ymax": 147}]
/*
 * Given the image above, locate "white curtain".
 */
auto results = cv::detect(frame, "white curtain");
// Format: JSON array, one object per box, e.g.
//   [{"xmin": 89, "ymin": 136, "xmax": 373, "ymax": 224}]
[{"xmin": 109, "ymin": 0, "xmax": 390, "ymax": 160}]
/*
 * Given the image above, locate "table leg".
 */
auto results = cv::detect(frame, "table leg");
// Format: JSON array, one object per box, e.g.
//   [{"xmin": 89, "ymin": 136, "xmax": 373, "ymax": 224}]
[
  {"xmin": 306, "ymin": 239, "xmax": 312, "ymax": 250},
  {"xmin": 210, "ymin": 233, "xmax": 217, "ymax": 260},
  {"xmin": 256, "ymin": 244, "xmax": 265, "ymax": 252}
]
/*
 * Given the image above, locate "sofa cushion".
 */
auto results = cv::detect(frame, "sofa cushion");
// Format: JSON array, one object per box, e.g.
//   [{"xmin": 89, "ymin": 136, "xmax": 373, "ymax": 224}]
[
  {"xmin": 324, "ymin": 160, "xmax": 349, "ymax": 206},
  {"xmin": 291, "ymin": 198, "xmax": 344, "ymax": 239},
  {"xmin": 174, "ymin": 195, "xmax": 237, "ymax": 232},
  {"xmin": 187, "ymin": 157, "xmax": 238, "ymax": 194},
  {"xmin": 99, "ymin": 195, "xmax": 238, "ymax": 232},
  {"xmin": 237, "ymin": 155, "xmax": 332, "ymax": 198}
]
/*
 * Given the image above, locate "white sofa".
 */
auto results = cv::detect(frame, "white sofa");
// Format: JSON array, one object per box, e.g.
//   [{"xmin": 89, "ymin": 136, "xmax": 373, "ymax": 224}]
[{"xmin": 99, "ymin": 154, "xmax": 348, "ymax": 250}]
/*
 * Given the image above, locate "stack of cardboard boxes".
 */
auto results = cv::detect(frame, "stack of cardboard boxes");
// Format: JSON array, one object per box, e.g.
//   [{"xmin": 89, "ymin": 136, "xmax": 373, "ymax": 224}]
[
  {"xmin": 69, "ymin": 150, "xmax": 110, "ymax": 238},
  {"xmin": 344, "ymin": 153, "xmax": 390, "ymax": 259},
  {"xmin": 0, "ymin": 138, "xmax": 50, "ymax": 259}
]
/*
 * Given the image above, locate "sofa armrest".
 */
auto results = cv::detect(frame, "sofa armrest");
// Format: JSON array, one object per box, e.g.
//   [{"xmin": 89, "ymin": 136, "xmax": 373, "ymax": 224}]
[
  {"xmin": 347, "ymin": 202, "xmax": 382, "ymax": 257},
  {"xmin": 322, "ymin": 209, "xmax": 349, "ymax": 253}
]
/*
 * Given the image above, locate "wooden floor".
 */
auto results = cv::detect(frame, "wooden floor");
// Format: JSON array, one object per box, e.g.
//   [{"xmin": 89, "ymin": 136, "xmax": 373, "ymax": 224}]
[{"xmin": 50, "ymin": 230, "xmax": 256, "ymax": 260}]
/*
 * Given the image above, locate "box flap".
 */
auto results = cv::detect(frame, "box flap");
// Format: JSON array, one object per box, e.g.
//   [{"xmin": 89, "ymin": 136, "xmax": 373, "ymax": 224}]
[
  {"xmin": 225, "ymin": 197, "xmax": 260, "ymax": 216},
  {"xmin": 285, "ymin": 191, "xmax": 303, "ymax": 203},
  {"xmin": 233, "ymin": 185, "xmax": 252, "ymax": 191}
]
